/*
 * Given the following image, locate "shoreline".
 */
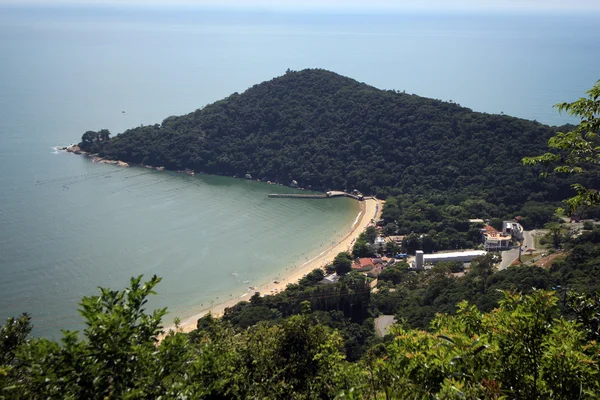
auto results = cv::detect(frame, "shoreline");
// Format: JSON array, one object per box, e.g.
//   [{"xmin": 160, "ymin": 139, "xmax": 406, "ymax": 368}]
[
  {"xmin": 164, "ymin": 197, "xmax": 383, "ymax": 335},
  {"xmin": 62, "ymin": 144, "xmax": 383, "ymax": 335}
]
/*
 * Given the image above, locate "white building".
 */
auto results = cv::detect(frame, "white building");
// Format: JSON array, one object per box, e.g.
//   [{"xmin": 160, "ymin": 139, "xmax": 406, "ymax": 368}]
[
  {"xmin": 415, "ymin": 250, "xmax": 424, "ymax": 270},
  {"xmin": 484, "ymin": 233, "xmax": 512, "ymax": 251},
  {"xmin": 415, "ymin": 250, "xmax": 487, "ymax": 269},
  {"xmin": 503, "ymin": 221, "xmax": 524, "ymax": 241},
  {"xmin": 370, "ymin": 236, "xmax": 386, "ymax": 252},
  {"xmin": 482, "ymin": 225, "xmax": 512, "ymax": 251}
]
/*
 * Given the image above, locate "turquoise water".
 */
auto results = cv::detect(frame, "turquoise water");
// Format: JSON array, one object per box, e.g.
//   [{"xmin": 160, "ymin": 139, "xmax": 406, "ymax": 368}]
[
  {"xmin": 1, "ymin": 153, "xmax": 358, "ymax": 337},
  {"xmin": 0, "ymin": 6, "xmax": 598, "ymax": 337}
]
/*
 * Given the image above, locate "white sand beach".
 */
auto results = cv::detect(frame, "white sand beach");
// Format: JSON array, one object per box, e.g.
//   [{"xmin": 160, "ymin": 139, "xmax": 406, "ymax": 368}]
[{"xmin": 165, "ymin": 197, "xmax": 383, "ymax": 335}]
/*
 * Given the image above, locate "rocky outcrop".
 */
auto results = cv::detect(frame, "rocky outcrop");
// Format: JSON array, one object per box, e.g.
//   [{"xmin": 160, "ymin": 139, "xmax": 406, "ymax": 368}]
[
  {"xmin": 66, "ymin": 144, "xmax": 85, "ymax": 155},
  {"xmin": 64, "ymin": 145, "xmax": 129, "ymax": 167},
  {"xmin": 92, "ymin": 157, "xmax": 118, "ymax": 165}
]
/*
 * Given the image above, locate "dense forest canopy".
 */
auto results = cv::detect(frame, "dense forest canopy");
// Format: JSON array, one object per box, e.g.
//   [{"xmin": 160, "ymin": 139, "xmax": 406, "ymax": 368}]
[
  {"xmin": 4, "ymin": 229, "xmax": 600, "ymax": 399},
  {"xmin": 79, "ymin": 69, "xmax": 595, "ymax": 209},
  {"xmin": 1, "ymin": 75, "xmax": 594, "ymax": 398}
]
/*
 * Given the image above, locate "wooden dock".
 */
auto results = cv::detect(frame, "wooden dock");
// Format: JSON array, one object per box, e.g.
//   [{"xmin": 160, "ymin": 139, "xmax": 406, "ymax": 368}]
[
  {"xmin": 268, "ymin": 191, "xmax": 363, "ymax": 200},
  {"xmin": 268, "ymin": 193, "xmax": 327, "ymax": 199}
]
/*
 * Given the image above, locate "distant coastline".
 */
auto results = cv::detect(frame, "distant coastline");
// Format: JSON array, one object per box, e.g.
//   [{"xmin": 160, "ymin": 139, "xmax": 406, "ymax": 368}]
[{"xmin": 63, "ymin": 143, "xmax": 368, "ymax": 197}]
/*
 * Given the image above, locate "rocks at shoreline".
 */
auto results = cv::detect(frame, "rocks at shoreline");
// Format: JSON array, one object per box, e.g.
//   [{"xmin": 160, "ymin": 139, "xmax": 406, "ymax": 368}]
[
  {"xmin": 143, "ymin": 164, "xmax": 166, "ymax": 171},
  {"xmin": 64, "ymin": 144, "xmax": 129, "ymax": 167},
  {"xmin": 65, "ymin": 144, "xmax": 85, "ymax": 155},
  {"xmin": 177, "ymin": 168, "xmax": 195, "ymax": 176},
  {"xmin": 63, "ymin": 144, "xmax": 173, "ymax": 172},
  {"xmin": 63, "ymin": 145, "xmax": 309, "ymax": 189},
  {"xmin": 61, "ymin": 146, "xmax": 329, "ymax": 191},
  {"xmin": 90, "ymin": 156, "xmax": 129, "ymax": 167}
]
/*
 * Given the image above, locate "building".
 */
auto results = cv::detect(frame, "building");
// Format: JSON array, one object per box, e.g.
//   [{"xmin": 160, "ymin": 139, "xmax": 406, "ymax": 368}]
[
  {"xmin": 370, "ymin": 236, "xmax": 386, "ymax": 252},
  {"xmin": 468, "ymin": 218, "xmax": 485, "ymax": 224},
  {"xmin": 482, "ymin": 225, "xmax": 512, "ymax": 251},
  {"xmin": 503, "ymin": 221, "xmax": 524, "ymax": 241},
  {"xmin": 415, "ymin": 250, "xmax": 424, "ymax": 270},
  {"xmin": 415, "ymin": 250, "xmax": 487, "ymax": 269},
  {"xmin": 319, "ymin": 273, "xmax": 341, "ymax": 285},
  {"xmin": 353, "ymin": 258, "xmax": 375, "ymax": 270},
  {"xmin": 483, "ymin": 233, "xmax": 512, "ymax": 251},
  {"xmin": 386, "ymin": 235, "xmax": 405, "ymax": 245}
]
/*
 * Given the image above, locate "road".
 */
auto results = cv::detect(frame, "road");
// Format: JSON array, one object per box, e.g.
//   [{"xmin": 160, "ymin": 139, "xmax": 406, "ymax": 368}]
[
  {"xmin": 498, "ymin": 247, "xmax": 519, "ymax": 270},
  {"xmin": 523, "ymin": 230, "xmax": 535, "ymax": 250},
  {"xmin": 375, "ymin": 315, "xmax": 396, "ymax": 337},
  {"xmin": 497, "ymin": 230, "xmax": 535, "ymax": 271}
]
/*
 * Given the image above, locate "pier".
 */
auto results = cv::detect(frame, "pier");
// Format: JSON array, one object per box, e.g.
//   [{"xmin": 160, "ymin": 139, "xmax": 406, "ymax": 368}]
[
  {"xmin": 268, "ymin": 191, "xmax": 363, "ymax": 200},
  {"xmin": 268, "ymin": 193, "xmax": 327, "ymax": 199}
]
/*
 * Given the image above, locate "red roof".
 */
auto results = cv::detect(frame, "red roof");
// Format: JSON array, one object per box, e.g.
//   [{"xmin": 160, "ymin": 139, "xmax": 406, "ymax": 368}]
[
  {"xmin": 484, "ymin": 225, "xmax": 498, "ymax": 233},
  {"xmin": 354, "ymin": 258, "xmax": 375, "ymax": 269}
]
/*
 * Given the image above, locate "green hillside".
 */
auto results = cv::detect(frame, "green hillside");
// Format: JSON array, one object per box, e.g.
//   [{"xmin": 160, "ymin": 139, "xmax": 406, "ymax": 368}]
[{"xmin": 80, "ymin": 69, "xmax": 582, "ymax": 206}]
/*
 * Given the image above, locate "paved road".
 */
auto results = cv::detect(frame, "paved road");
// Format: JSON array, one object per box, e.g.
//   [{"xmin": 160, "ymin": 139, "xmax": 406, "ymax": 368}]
[
  {"xmin": 498, "ymin": 230, "xmax": 535, "ymax": 271},
  {"xmin": 375, "ymin": 315, "xmax": 397, "ymax": 337},
  {"xmin": 498, "ymin": 247, "xmax": 519, "ymax": 270},
  {"xmin": 523, "ymin": 230, "xmax": 535, "ymax": 250}
]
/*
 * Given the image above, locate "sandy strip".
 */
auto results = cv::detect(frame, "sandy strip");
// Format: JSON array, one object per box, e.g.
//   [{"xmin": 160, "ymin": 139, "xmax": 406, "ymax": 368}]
[{"xmin": 163, "ymin": 197, "xmax": 383, "ymax": 335}]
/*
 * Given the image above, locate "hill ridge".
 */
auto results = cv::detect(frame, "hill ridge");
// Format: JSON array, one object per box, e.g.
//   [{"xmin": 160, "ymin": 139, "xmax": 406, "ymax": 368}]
[{"xmin": 78, "ymin": 68, "xmax": 578, "ymax": 207}]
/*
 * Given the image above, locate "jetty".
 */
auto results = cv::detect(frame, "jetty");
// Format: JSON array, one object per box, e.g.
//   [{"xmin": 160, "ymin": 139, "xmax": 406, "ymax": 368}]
[{"xmin": 268, "ymin": 191, "xmax": 363, "ymax": 201}]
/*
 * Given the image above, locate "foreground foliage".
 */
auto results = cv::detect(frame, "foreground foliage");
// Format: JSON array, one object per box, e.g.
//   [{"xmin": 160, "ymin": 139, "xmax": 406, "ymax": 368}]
[
  {"xmin": 524, "ymin": 80, "xmax": 600, "ymax": 213},
  {"xmin": 1, "ymin": 274, "xmax": 599, "ymax": 399}
]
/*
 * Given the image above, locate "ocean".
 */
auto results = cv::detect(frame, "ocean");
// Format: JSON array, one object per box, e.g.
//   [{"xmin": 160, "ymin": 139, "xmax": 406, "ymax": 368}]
[{"xmin": 0, "ymin": 6, "xmax": 598, "ymax": 337}]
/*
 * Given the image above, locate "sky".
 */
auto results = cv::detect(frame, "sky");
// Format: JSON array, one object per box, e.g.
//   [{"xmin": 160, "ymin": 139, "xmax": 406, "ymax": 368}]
[{"xmin": 1, "ymin": 0, "xmax": 599, "ymax": 13}]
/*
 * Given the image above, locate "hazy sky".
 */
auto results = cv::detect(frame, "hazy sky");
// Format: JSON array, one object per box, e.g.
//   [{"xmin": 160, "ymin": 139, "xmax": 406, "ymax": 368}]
[{"xmin": 1, "ymin": 0, "xmax": 599, "ymax": 13}]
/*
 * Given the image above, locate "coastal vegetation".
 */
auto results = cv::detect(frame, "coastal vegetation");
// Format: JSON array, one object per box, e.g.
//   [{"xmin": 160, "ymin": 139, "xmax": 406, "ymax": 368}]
[
  {"xmin": 378, "ymin": 194, "xmax": 566, "ymax": 254},
  {"xmin": 3, "ymin": 243, "xmax": 600, "ymax": 399},
  {"xmin": 77, "ymin": 70, "xmax": 600, "ymax": 252},
  {"xmin": 4, "ymin": 216, "xmax": 600, "ymax": 397},
  {"xmin": 1, "ymin": 76, "xmax": 591, "ymax": 397},
  {"xmin": 78, "ymin": 69, "xmax": 596, "ymax": 210},
  {"xmin": 523, "ymin": 80, "xmax": 600, "ymax": 213}
]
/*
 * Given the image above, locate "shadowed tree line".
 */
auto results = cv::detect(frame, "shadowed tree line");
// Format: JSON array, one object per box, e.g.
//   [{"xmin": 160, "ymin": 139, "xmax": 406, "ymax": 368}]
[{"xmin": 79, "ymin": 69, "xmax": 597, "ymax": 209}]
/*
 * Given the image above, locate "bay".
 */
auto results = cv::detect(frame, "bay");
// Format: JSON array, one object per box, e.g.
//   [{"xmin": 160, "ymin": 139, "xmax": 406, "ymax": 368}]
[
  {"xmin": 0, "ymin": 152, "xmax": 358, "ymax": 337},
  {"xmin": 0, "ymin": 6, "xmax": 598, "ymax": 337}
]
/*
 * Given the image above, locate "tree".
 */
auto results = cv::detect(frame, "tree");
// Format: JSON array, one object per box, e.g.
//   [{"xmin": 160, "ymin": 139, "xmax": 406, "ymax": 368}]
[
  {"xmin": 403, "ymin": 233, "xmax": 422, "ymax": 255},
  {"xmin": 469, "ymin": 254, "xmax": 496, "ymax": 293},
  {"xmin": 385, "ymin": 240, "xmax": 401, "ymax": 256},
  {"xmin": 352, "ymin": 236, "xmax": 373, "ymax": 258},
  {"xmin": 361, "ymin": 290, "xmax": 600, "ymax": 399},
  {"xmin": 0, "ymin": 275, "xmax": 187, "ymax": 399},
  {"xmin": 298, "ymin": 268, "xmax": 325, "ymax": 286},
  {"xmin": 378, "ymin": 264, "xmax": 408, "ymax": 285},
  {"xmin": 98, "ymin": 129, "xmax": 111, "ymax": 142},
  {"xmin": 80, "ymin": 130, "xmax": 98, "ymax": 147},
  {"xmin": 364, "ymin": 226, "xmax": 378, "ymax": 244},
  {"xmin": 0, "ymin": 313, "xmax": 31, "ymax": 366},
  {"xmin": 422, "ymin": 235, "xmax": 436, "ymax": 253},
  {"xmin": 383, "ymin": 222, "xmax": 398, "ymax": 236},
  {"xmin": 544, "ymin": 221, "xmax": 564, "ymax": 249},
  {"xmin": 333, "ymin": 252, "xmax": 353, "ymax": 275},
  {"xmin": 523, "ymin": 80, "xmax": 600, "ymax": 213}
]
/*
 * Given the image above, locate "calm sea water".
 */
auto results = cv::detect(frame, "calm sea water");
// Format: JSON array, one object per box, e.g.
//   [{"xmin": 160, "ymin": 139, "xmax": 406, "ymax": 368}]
[{"xmin": 0, "ymin": 6, "xmax": 598, "ymax": 337}]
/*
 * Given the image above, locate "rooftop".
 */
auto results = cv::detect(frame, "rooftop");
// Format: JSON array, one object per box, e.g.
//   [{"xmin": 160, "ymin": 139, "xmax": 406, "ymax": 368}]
[{"xmin": 423, "ymin": 250, "xmax": 487, "ymax": 260}]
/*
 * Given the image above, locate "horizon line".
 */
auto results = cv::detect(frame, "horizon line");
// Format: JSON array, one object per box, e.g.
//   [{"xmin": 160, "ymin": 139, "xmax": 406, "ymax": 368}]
[{"xmin": 2, "ymin": 1, "xmax": 600, "ymax": 15}]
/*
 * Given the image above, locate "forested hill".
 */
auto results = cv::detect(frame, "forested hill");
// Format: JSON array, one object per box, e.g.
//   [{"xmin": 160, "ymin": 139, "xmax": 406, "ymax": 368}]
[{"xmin": 82, "ymin": 69, "xmax": 576, "ymax": 205}]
